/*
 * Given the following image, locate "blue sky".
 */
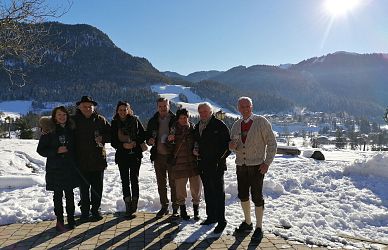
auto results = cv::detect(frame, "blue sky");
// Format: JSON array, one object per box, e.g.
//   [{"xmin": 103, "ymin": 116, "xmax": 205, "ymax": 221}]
[{"xmin": 54, "ymin": 0, "xmax": 388, "ymax": 75}]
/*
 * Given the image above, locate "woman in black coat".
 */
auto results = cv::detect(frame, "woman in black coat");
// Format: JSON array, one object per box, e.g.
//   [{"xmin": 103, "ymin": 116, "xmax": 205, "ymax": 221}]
[
  {"xmin": 111, "ymin": 101, "xmax": 146, "ymax": 217},
  {"xmin": 37, "ymin": 106, "xmax": 80, "ymax": 231}
]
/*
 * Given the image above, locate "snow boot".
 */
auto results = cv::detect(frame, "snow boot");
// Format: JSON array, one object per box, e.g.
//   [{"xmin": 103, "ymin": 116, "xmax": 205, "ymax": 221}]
[
  {"xmin": 180, "ymin": 205, "xmax": 190, "ymax": 220},
  {"xmin": 193, "ymin": 204, "xmax": 200, "ymax": 221}
]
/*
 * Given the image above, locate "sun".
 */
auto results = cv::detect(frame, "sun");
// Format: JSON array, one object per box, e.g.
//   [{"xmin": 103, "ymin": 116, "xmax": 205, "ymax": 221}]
[{"xmin": 324, "ymin": 0, "xmax": 361, "ymax": 17}]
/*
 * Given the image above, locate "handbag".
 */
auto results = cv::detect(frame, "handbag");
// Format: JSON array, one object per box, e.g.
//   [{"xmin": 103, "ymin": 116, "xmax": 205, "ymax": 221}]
[{"xmin": 167, "ymin": 134, "xmax": 186, "ymax": 166}]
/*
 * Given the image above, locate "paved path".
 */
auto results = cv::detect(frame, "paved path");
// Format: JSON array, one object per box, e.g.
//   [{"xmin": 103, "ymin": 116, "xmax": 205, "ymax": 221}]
[{"xmin": 0, "ymin": 212, "xmax": 385, "ymax": 249}]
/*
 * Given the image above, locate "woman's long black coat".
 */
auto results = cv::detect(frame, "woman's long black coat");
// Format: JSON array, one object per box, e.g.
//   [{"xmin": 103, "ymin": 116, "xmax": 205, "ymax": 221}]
[{"xmin": 37, "ymin": 123, "xmax": 80, "ymax": 191}]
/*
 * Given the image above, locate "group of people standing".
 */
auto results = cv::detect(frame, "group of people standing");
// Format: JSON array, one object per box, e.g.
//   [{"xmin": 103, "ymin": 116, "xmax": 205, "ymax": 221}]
[{"xmin": 37, "ymin": 95, "xmax": 277, "ymax": 243}]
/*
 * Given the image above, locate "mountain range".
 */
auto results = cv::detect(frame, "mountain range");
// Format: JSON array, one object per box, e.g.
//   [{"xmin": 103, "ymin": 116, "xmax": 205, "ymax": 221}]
[
  {"xmin": 166, "ymin": 52, "xmax": 388, "ymax": 119},
  {"xmin": 0, "ymin": 22, "xmax": 387, "ymax": 120}
]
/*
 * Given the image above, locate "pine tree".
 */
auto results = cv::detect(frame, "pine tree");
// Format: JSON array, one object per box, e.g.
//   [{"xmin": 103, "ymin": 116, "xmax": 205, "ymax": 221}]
[{"xmin": 335, "ymin": 129, "xmax": 346, "ymax": 149}]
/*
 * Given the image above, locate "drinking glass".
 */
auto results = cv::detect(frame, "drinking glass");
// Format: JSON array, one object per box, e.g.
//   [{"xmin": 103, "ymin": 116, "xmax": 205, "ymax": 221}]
[
  {"xmin": 194, "ymin": 141, "xmax": 200, "ymax": 160},
  {"xmin": 58, "ymin": 135, "xmax": 66, "ymax": 146},
  {"xmin": 94, "ymin": 130, "xmax": 103, "ymax": 147},
  {"xmin": 169, "ymin": 126, "xmax": 176, "ymax": 144},
  {"xmin": 128, "ymin": 136, "xmax": 135, "ymax": 155}
]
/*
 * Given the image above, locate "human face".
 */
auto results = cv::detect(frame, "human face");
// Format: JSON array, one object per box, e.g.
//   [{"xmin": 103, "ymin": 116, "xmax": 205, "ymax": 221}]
[
  {"xmin": 178, "ymin": 115, "xmax": 189, "ymax": 126},
  {"xmin": 198, "ymin": 106, "xmax": 212, "ymax": 121},
  {"xmin": 55, "ymin": 110, "xmax": 67, "ymax": 125},
  {"xmin": 79, "ymin": 102, "xmax": 94, "ymax": 118},
  {"xmin": 117, "ymin": 105, "xmax": 129, "ymax": 120},
  {"xmin": 238, "ymin": 99, "xmax": 253, "ymax": 120},
  {"xmin": 157, "ymin": 100, "xmax": 169, "ymax": 118}
]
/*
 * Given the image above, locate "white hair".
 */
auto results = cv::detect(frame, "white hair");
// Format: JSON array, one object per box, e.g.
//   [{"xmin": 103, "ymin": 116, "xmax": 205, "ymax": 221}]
[
  {"xmin": 238, "ymin": 96, "xmax": 253, "ymax": 106},
  {"xmin": 197, "ymin": 102, "xmax": 213, "ymax": 113}
]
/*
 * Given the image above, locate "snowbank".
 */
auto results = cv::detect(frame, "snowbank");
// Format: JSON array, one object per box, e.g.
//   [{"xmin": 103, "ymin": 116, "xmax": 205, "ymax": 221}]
[
  {"xmin": 344, "ymin": 153, "xmax": 388, "ymax": 178},
  {"xmin": 0, "ymin": 175, "xmax": 45, "ymax": 189}
]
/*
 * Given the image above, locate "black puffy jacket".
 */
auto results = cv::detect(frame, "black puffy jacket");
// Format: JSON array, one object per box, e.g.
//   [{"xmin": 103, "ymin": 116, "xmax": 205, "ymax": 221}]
[{"xmin": 37, "ymin": 120, "xmax": 80, "ymax": 191}]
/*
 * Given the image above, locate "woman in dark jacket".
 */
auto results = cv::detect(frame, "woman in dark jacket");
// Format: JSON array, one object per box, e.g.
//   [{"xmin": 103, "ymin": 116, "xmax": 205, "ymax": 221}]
[
  {"xmin": 167, "ymin": 109, "xmax": 202, "ymax": 220},
  {"xmin": 111, "ymin": 101, "xmax": 146, "ymax": 217},
  {"xmin": 37, "ymin": 106, "xmax": 80, "ymax": 231}
]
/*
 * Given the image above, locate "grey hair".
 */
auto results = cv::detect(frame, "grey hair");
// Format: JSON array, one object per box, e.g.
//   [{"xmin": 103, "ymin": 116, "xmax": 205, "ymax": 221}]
[
  {"xmin": 238, "ymin": 96, "xmax": 253, "ymax": 106},
  {"xmin": 197, "ymin": 102, "xmax": 213, "ymax": 113}
]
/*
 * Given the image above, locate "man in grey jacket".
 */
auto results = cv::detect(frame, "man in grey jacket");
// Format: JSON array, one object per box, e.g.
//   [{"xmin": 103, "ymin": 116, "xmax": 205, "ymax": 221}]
[{"xmin": 229, "ymin": 97, "xmax": 277, "ymax": 242}]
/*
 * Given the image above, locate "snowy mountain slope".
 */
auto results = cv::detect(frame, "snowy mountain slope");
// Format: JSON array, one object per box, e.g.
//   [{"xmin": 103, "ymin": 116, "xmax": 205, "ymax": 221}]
[
  {"xmin": 0, "ymin": 101, "xmax": 33, "ymax": 121},
  {"xmin": 150, "ymin": 84, "xmax": 239, "ymax": 118},
  {"xmin": 0, "ymin": 139, "xmax": 387, "ymax": 248}
]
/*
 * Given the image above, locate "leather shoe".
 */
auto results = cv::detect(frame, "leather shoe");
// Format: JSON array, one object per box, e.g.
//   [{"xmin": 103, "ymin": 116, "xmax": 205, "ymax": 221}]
[
  {"xmin": 213, "ymin": 221, "xmax": 227, "ymax": 234},
  {"xmin": 252, "ymin": 227, "xmax": 263, "ymax": 243},
  {"xmin": 91, "ymin": 212, "xmax": 103, "ymax": 222},
  {"xmin": 200, "ymin": 218, "xmax": 217, "ymax": 225},
  {"xmin": 156, "ymin": 206, "xmax": 169, "ymax": 217}
]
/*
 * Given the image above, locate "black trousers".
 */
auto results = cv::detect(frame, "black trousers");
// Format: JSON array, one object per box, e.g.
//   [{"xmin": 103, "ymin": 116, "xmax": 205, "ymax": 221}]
[
  {"xmin": 53, "ymin": 189, "xmax": 75, "ymax": 221},
  {"xmin": 200, "ymin": 169, "xmax": 226, "ymax": 223},
  {"xmin": 118, "ymin": 158, "xmax": 141, "ymax": 200},
  {"xmin": 236, "ymin": 165, "xmax": 265, "ymax": 207},
  {"xmin": 79, "ymin": 170, "xmax": 104, "ymax": 215}
]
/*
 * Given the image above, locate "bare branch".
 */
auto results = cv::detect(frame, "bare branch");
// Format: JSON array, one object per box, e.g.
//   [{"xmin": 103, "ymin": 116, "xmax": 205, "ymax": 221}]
[{"xmin": 0, "ymin": 0, "xmax": 73, "ymax": 86}]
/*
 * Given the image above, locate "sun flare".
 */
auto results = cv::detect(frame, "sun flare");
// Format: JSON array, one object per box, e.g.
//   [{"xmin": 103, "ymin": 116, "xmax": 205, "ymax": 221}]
[{"xmin": 324, "ymin": 0, "xmax": 361, "ymax": 17}]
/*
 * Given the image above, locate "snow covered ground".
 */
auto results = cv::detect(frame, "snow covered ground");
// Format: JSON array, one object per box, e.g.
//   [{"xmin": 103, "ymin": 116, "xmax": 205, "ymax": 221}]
[
  {"xmin": 0, "ymin": 138, "xmax": 387, "ymax": 248},
  {"xmin": 150, "ymin": 84, "xmax": 239, "ymax": 118}
]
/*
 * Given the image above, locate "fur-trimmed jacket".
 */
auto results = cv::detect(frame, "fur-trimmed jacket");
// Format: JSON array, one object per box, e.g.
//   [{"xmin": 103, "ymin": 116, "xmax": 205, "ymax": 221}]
[{"xmin": 37, "ymin": 117, "xmax": 80, "ymax": 191}]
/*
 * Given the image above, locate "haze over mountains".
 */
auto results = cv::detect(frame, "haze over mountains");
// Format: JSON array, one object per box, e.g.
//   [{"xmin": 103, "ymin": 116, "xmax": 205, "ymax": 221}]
[{"xmin": 0, "ymin": 22, "xmax": 387, "ymax": 119}]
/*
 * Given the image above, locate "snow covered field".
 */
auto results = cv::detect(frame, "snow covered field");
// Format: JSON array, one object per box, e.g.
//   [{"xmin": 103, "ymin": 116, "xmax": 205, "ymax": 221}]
[{"xmin": 0, "ymin": 139, "xmax": 387, "ymax": 248}]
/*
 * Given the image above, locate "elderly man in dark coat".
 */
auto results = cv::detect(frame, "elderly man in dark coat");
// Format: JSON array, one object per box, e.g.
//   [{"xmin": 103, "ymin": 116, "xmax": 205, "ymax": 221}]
[
  {"xmin": 193, "ymin": 102, "xmax": 230, "ymax": 234},
  {"xmin": 73, "ymin": 96, "xmax": 111, "ymax": 222}
]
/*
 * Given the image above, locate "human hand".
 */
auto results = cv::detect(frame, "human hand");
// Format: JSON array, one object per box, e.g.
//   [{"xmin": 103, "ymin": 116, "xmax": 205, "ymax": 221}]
[
  {"xmin": 57, "ymin": 146, "xmax": 68, "ymax": 154},
  {"xmin": 229, "ymin": 141, "xmax": 237, "ymax": 150},
  {"xmin": 95, "ymin": 136, "xmax": 103, "ymax": 144},
  {"xmin": 124, "ymin": 142, "xmax": 136, "ymax": 149},
  {"xmin": 147, "ymin": 138, "xmax": 155, "ymax": 146},
  {"xmin": 259, "ymin": 163, "xmax": 269, "ymax": 174},
  {"xmin": 193, "ymin": 149, "xmax": 199, "ymax": 156}
]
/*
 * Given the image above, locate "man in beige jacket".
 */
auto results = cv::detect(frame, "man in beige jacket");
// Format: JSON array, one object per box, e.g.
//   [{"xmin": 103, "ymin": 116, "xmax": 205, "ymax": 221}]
[{"xmin": 229, "ymin": 97, "xmax": 277, "ymax": 242}]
